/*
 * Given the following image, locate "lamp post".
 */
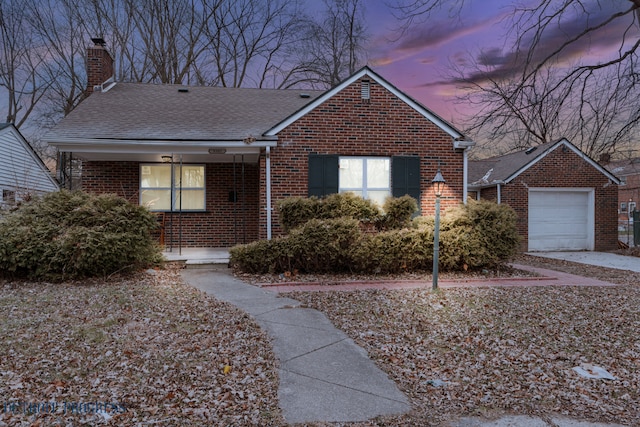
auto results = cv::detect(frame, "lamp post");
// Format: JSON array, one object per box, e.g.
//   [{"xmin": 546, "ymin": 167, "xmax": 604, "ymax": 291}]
[{"xmin": 432, "ymin": 169, "xmax": 445, "ymax": 290}]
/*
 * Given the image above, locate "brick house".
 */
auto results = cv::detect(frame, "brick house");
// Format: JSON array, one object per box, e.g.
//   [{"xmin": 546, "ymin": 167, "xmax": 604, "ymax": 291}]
[
  {"xmin": 468, "ymin": 139, "xmax": 620, "ymax": 252},
  {"xmin": 601, "ymin": 158, "xmax": 640, "ymax": 232},
  {"xmin": 45, "ymin": 40, "xmax": 475, "ymax": 249}
]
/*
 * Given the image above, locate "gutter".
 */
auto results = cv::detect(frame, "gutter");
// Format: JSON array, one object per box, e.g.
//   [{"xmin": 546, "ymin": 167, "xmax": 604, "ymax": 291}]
[{"xmin": 468, "ymin": 180, "xmax": 506, "ymax": 204}]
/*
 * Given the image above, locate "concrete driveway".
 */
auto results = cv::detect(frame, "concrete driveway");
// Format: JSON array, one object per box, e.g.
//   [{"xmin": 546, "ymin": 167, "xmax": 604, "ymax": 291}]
[{"xmin": 528, "ymin": 251, "xmax": 640, "ymax": 273}]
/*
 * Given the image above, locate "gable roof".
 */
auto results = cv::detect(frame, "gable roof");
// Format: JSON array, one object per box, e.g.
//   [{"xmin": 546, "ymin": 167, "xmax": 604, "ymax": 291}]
[
  {"xmin": 0, "ymin": 123, "xmax": 59, "ymax": 193},
  {"xmin": 46, "ymin": 83, "xmax": 324, "ymax": 145},
  {"xmin": 265, "ymin": 66, "xmax": 466, "ymax": 140},
  {"xmin": 469, "ymin": 138, "xmax": 620, "ymax": 187},
  {"xmin": 604, "ymin": 157, "xmax": 640, "ymax": 178}
]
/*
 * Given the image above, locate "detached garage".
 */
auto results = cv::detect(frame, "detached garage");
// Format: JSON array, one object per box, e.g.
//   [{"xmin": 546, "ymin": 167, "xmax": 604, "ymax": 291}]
[{"xmin": 469, "ymin": 139, "xmax": 619, "ymax": 252}]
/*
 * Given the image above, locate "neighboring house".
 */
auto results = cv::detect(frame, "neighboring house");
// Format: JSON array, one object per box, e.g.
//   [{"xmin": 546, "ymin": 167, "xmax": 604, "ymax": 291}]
[
  {"xmin": 45, "ymin": 40, "xmax": 475, "ymax": 248},
  {"xmin": 0, "ymin": 123, "xmax": 59, "ymax": 208},
  {"xmin": 468, "ymin": 139, "xmax": 620, "ymax": 252},
  {"xmin": 601, "ymin": 157, "xmax": 640, "ymax": 228}
]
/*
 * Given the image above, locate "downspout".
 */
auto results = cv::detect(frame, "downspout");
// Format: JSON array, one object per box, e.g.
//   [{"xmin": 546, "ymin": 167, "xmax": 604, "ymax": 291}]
[
  {"xmin": 497, "ymin": 183, "xmax": 501, "ymax": 204},
  {"xmin": 266, "ymin": 147, "xmax": 272, "ymax": 240},
  {"xmin": 463, "ymin": 147, "xmax": 469, "ymax": 204},
  {"xmin": 453, "ymin": 139, "xmax": 475, "ymax": 204}
]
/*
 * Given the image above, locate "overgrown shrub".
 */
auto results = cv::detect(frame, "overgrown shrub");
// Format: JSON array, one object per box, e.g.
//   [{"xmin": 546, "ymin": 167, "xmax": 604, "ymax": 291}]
[
  {"xmin": 232, "ymin": 198, "xmax": 520, "ymax": 275},
  {"xmin": 277, "ymin": 193, "xmax": 380, "ymax": 232},
  {"xmin": 377, "ymin": 195, "xmax": 418, "ymax": 230},
  {"xmin": 0, "ymin": 190, "xmax": 162, "ymax": 280},
  {"xmin": 230, "ymin": 217, "xmax": 361, "ymax": 274},
  {"xmin": 319, "ymin": 193, "xmax": 380, "ymax": 222},
  {"xmin": 438, "ymin": 199, "xmax": 520, "ymax": 270},
  {"xmin": 277, "ymin": 196, "xmax": 321, "ymax": 232},
  {"xmin": 351, "ymin": 227, "xmax": 433, "ymax": 273}
]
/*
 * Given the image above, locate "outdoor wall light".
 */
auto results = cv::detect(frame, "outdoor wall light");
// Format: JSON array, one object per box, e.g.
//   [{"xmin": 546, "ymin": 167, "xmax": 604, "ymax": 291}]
[
  {"xmin": 161, "ymin": 155, "xmax": 173, "ymax": 163},
  {"xmin": 432, "ymin": 169, "xmax": 446, "ymax": 290}
]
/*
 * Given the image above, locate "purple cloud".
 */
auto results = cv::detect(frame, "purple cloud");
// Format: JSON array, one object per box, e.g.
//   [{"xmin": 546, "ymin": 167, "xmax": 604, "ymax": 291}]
[{"xmin": 456, "ymin": 1, "xmax": 640, "ymax": 85}]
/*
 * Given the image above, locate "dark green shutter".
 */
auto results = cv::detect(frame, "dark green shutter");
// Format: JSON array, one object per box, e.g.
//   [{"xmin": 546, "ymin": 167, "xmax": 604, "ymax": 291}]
[
  {"xmin": 308, "ymin": 155, "xmax": 339, "ymax": 197},
  {"xmin": 392, "ymin": 156, "xmax": 421, "ymax": 203}
]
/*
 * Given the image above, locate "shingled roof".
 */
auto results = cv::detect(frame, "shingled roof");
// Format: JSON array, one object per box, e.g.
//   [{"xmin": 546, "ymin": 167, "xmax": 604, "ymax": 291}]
[
  {"xmin": 469, "ymin": 139, "xmax": 619, "ymax": 187},
  {"xmin": 46, "ymin": 83, "xmax": 323, "ymax": 143}
]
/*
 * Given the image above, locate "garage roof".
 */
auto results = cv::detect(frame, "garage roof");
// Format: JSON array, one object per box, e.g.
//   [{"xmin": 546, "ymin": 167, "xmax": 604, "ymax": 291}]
[{"xmin": 469, "ymin": 138, "xmax": 621, "ymax": 188}]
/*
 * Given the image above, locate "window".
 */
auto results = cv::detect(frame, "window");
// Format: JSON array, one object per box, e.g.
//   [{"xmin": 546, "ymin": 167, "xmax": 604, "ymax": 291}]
[
  {"xmin": 140, "ymin": 164, "xmax": 205, "ymax": 211},
  {"xmin": 2, "ymin": 189, "xmax": 16, "ymax": 205},
  {"xmin": 308, "ymin": 155, "xmax": 421, "ymax": 211},
  {"xmin": 339, "ymin": 157, "xmax": 390, "ymax": 206}
]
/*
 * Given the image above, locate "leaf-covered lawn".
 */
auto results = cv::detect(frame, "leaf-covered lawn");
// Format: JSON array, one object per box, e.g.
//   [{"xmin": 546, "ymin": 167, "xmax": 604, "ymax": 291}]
[
  {"xmin": 288, "ymin": 283, "xmax": 640, "ymax": 426},
  {"xmin": 0, "ymin": 267, "xmax": 282, "ymax": 426}
]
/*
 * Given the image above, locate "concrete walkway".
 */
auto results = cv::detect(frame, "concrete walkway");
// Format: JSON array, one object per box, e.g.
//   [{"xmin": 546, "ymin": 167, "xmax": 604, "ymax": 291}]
[
  {"xmin": 180, "ymin": 267, "xmax": 410, "ymax": 425},
  {"xmin": 529, "ymin": 251, "xmax": 640, "ymax": 273},
  {"xmin": 178, "ymin": 253, "xmax": 635, "ymax": 426}
]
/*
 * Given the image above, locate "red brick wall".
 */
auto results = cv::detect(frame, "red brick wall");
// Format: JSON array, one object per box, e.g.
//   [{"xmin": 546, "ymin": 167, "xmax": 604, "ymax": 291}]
[
  {"xmin": 86, "ymin": 45, "xmax": 114, "ymax": 94},
  {"xmin": 82, "ymin": 161, "xmax": 259, "ymax": 247},
  {"xmin": 260, "ymin": 77, "xmax": 464, "ymax": 239},
  {"xmin": 617, "ymin": 174, "xmax": 640, "ymax": 221},
  {"xmin": 479, "ymin": 148, "xmax": 618, "ymax": 251}
]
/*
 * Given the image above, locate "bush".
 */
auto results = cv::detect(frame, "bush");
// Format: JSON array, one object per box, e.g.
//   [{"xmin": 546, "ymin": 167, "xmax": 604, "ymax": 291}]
[
  {"xmin": 277, "ymin": 196, "xmax": 321, "ymax": 232},
  {"xmin": 319, "ymin": 192, "xmax": 381, "ymax": 223},
  {"xmin": 233, "ymin": 198, "xmax": 520, "ymax": 275},
  {"xmin": 377, "ymin": 195, "xmax": 418, "ymax": 230},
  {"xmin": 277, "ymin": 193, "xmax": 380, "ymax": 232},
  {"xmin": 0, "ymin": 190, "xmax": 162, "ymax": 280},
  {"xmin": 438, "ymin": 200, "xmax": 520, "ymax": 270},
  {"xmin": 230, "ymin": 217, "xmax": 361, "ymax": 274},
  {"xmin": 351, "ymin": 227, "xmax": 433, "ymax": 273}
]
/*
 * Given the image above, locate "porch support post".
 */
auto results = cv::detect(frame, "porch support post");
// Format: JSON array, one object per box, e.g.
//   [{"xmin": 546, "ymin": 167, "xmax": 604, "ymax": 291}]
[
  {"xmin": 266, "ymin": 146, "xmax": 272, "ymax": 240},
  {"xmin": 497, "ymin": 183, "xmax": 501, "ymax": 204}
]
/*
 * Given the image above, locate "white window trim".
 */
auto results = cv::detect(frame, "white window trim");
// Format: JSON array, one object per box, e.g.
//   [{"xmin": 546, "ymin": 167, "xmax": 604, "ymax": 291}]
[
  {"xmin": 140, "ymin": 163, "xmax": 206, "ymax": 212},
  {"xmin": 338, "ymin": 156, "xmax": 391, "ymax": 201}
]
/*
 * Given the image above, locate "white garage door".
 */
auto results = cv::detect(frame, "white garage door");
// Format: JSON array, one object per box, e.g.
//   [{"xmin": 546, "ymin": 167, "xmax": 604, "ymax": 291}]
[{"xmin": 528, "ymin": 189, "xmax": 594, "ymax": 251}]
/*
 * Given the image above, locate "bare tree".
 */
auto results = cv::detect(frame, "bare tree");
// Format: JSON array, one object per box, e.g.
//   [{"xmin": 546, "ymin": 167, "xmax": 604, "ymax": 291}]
[
  {"xmin": 452, "ymin": 55, "xmax": 636, "ymax": 159},
  {"xmin": 0, "ymin": 0, "xmax": 49, "ymax": 127},
  {"xmin": 393, "ymin": 0, "xmax": 640, "ymax": 158},
  {"xmin": 122, "ymin": 0, "xmax": 216, "ymax": 84},
  {"xmin": 197, "ymin": 0, "xmax": 305, "ymax": 88},
  {"xmin": 26, "ymin": 0, "xmax": 91, "ymax": 118},
  {"xmin": 295, "ymin": 0, "xmax": 368, "ymax": 88}
]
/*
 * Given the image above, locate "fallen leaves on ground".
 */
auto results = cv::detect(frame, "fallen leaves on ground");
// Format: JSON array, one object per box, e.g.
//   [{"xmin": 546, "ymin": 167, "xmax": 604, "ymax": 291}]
[
  {"xmin": 0, "ymin": 266, "xmax": 282, "ymax": 426},
  {"xmin": 285, "ymin": 255, "xmax": 640, "ymax": 426}
]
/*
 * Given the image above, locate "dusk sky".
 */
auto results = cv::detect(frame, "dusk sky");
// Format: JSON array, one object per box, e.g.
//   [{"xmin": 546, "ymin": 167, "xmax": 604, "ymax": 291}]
[{"xmin": 361, "ymin": 0, "xmax": 636, "ymax": 128}]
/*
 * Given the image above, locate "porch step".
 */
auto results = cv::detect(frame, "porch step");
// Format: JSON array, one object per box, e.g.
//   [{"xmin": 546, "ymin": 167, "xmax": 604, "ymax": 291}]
[
  {"xmin": 163, "ymin": 248, "xmax": 231, "ymax": 268},
  {"xmin": 185, "ymin": 258, "xmax": 230, "ymax": 268}
]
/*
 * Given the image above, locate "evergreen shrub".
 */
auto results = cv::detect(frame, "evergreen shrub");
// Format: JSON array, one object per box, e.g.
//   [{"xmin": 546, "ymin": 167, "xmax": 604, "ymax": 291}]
[
  {"xmin": 377, "ymin": 195, "xmax": 418, "ymax": 230},
  {"xmin": 438, "ymin": 199, "xmax": 520, "ymax": 270},
  {"xmin": 231, "ymin": 196, "xmax": 520, "ymax": 275},
  {"xmin": 277, "ymin": 192, "xmax": 380, "ymax": 232},
  {"xmin": 229, "ymin": 217, "xmax": 361, "ymax": 274},
  {"xmin": 0, "ymin": 190, "xmax": 162, "ymax": 280}
]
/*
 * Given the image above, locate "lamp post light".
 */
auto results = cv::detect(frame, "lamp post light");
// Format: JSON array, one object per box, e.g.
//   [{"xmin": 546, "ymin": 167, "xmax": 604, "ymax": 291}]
[{"xmin": 432, "ymin": 169, "xmax": 446, "ymax": 290}]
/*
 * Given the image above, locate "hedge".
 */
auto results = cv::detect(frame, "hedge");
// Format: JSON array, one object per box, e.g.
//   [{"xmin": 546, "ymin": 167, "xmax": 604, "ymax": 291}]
[{"xmin": 230, "ymin": 197, "xmax": 520, "ymax": 275}]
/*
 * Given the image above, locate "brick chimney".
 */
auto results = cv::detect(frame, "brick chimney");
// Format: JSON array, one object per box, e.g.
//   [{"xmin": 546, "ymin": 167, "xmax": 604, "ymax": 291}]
[{"xmin": 86, "ymin": 37, "xmax": 114, "ymax": 95}]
